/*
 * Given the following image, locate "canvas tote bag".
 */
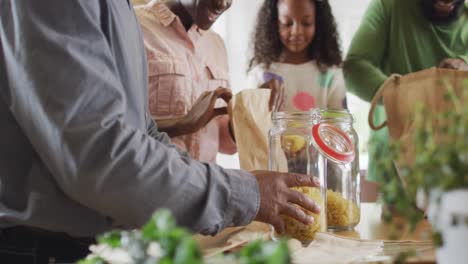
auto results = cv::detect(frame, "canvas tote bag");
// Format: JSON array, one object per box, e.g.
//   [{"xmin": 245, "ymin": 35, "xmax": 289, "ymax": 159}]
[{"xmin": 368, "ymin": 67, "xmax": 468, "ymax": 167}]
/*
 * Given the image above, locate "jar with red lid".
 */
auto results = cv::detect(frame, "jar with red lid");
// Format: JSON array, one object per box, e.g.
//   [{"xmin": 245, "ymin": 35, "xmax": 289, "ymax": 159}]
[
  {"xmin": 268, "ymin": 110, "xmax": 359, "ymax": 243},
  {"xmin": 315, "ymin": 109, "xmax": 360, "ymax": 231},
  {"xmin": 268, "ymin": 111, "xmax": 327, "ymax": 244}
]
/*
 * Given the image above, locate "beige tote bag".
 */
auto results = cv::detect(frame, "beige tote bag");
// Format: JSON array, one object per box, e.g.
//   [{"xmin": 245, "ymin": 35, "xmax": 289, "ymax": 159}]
[{"xmin": 368, "ymin": 67, "xmax": 468, "ymax": 166}]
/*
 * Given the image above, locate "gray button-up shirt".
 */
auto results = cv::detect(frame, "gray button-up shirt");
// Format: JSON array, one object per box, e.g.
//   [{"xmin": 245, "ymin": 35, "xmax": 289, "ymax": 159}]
[{"xmin": 0, "ymin": 0, "xmax": 259, "ymax": 237}]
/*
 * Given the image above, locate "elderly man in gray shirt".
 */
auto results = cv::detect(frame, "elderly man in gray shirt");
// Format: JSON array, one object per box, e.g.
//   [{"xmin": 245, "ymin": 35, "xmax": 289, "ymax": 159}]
[{"xmin": 0, "ymin": 0, "xmax": 320, "ymax": 262}]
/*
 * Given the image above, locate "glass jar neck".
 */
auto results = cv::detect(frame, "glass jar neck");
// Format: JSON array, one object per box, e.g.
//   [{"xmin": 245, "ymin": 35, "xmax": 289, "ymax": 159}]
[
  {"xmin": 271, "ymin": 111, "xmax": 319, "ymax": 125},
  {"xmin": 317, "ymin": 109, "xmax": 354, "ymax": 124}
]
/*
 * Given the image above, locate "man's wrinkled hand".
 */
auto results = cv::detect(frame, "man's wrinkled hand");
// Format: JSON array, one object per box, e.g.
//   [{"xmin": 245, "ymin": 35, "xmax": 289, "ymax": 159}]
[
  {"xmin": 252, "ymin": 171, "xmax": 321, "ymax": 234},
  {"xmin": 438, "ymin": 58, "xmax": 468, "ymax": 71},
  {"xmin": 259, "ymin": 79, "xmax": 285, "ymax": 112}
]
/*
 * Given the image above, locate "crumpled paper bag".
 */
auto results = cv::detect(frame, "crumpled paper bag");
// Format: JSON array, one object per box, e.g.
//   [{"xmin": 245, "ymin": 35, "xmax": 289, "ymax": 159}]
[
  {"xmin": 228, "ymin": 89, "xmax": 272, "ymax": 171},
  {"xmin": 228, "ymin": 89, "xmax": 288, "ymax": 172},
  {"xmin": 292, "ymin": 233, "xmax": 383, "ymax": 264},
  {"xmin": 197, "ymin": 222, "xmax": 384, "ymax": 264}
]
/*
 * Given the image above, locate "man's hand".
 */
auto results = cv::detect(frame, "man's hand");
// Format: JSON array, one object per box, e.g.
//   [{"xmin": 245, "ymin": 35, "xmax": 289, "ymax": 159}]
[
  {"xmin": 438, "ymin": 58, "xmax": 468, "ymax": 71},
  {"xmin": 183, "ymin": 87, "xmax": 232, "ymax": 134},
  {"xmin": 259, "ymin": 79, "xmax": 285, "ymax": 112},
  {"xmin": 252, "ymin": 171, "xmax": 321, "ymax": 234}
]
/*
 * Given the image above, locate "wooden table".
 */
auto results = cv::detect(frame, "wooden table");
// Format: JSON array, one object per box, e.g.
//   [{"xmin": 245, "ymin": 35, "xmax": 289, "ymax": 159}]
[
  {"xmin": 337, "ymin": 203, "xmax": 435, "ymax": 263},
  {"xmin": 338, "ymin": 203, "xmax": 431, "ymax": 240},
  {"xmin": 195, "ymin": 203, "xmax": 436, "ymax": 263}
]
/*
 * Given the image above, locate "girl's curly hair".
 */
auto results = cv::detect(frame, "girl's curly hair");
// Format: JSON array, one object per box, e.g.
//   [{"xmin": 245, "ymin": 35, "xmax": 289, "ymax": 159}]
[{"xmin": 248, "ymin": 0, "xmax": 342, "ymax": 72}]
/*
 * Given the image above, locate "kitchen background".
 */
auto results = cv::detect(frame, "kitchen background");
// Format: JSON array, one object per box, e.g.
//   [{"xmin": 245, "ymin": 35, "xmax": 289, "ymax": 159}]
[{"xmin": 213, "ymin": 0, "xmax": 373, "ymax": 170}]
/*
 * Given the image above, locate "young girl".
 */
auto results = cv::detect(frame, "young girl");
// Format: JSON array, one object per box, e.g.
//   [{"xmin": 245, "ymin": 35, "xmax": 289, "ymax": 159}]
[{"xmin": 248, "ymin": 0, "xmax": 346, "ymax": 112}]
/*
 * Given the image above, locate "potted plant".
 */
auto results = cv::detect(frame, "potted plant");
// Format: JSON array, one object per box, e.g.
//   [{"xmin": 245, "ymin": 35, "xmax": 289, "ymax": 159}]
[{"xmin": 376, "ymin": 83, "xmax": 468, "ymax": 264}]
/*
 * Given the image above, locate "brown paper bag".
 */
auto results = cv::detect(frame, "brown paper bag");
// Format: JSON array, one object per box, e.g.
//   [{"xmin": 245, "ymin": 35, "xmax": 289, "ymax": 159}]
[
  {"xmin": 369, "ymin": 67, "xmax": 468, "ymax": 165},
  {"xmin": 228, "ymin": 89, "xmax": 272, "ymax": 171},
  {"xmin": 228, "ymin": 89, "xmax": 288, "ymax": 172}
]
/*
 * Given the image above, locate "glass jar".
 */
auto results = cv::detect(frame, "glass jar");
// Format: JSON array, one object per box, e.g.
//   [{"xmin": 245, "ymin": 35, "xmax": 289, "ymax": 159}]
[
  {"xmin": 268, "ymin": 111, "xmax": 327, "ymax": 244},
  {"xmin": 317, "ymin": 109, "xmax": 361, "ymax": 231}
]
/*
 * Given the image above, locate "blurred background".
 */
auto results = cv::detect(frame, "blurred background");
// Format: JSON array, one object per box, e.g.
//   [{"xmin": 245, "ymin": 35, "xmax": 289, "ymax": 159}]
[{"xmin": 213, "ymin": 0, "xmax": 372, "ymax": 170}]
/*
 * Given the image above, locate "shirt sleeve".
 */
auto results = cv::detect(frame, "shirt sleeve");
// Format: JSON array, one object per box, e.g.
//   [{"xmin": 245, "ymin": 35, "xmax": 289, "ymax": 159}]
[
  {"xmin": 327, "ymin": 69, "xmax": 348, "ymax": 109},
  {"xmin": 343, "ymin": 0, "xmax": 392, "ymax": 102},
  {"xmin": 147, "ymin": 116, "xmax": 191, "ymax": 157},
  {"xmin": 0, "ymin": 0, "xmax": 259, "ymax": 235}
]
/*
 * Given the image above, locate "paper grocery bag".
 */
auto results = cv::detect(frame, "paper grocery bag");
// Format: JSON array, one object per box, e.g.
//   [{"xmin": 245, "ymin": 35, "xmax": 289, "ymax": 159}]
[
  {"xmin": 228, "ymin": 89, "xmax": 287, "ymax": 172},
  {"xmin": 228, "ymin": 89, "xmax": 272, "ymax": 171},
  {"xmin": 369, "ymin": 67, "xmax": 468, "ymax": 166}
]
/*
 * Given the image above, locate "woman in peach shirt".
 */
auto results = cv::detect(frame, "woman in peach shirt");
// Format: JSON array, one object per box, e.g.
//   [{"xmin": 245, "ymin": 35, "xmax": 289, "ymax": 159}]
[{"xmin": 133, "ymin": 0, "xmax": 235, "ymax": 162}]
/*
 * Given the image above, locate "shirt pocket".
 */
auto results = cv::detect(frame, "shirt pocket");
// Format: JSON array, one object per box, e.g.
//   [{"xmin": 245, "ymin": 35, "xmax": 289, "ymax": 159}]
[
  {"xmin": 148, "ymin": 59, "xmax": 190, "ymax": 117},
  {"xmin": 205, "ymin": 63, "xmax": 229, "ymax": 91},
  {"xmin": 204, "ymin": 63, "xmax": 229, "ymax": 108}
]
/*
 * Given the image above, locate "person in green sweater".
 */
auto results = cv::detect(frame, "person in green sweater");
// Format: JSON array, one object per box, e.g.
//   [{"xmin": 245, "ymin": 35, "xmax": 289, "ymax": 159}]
[{"xmin": 344, "ymin": 0, "xmax": 468, "ymax": 183}]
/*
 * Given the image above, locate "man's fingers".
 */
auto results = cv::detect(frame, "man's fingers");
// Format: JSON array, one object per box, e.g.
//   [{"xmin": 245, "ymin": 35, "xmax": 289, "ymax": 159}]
[
  {"xmin": 286, "ymin": 190, "xmax": 321, "ymax": 214},
  {"xmin": 280, "ymin": 204, "xmax": 314, "ymax": 226},
  {"xmin": 269, "ymin": 216, "xmax": 285, "ymax": 235},
  {"xmin": 284, "ymin": 173, "xmax": 320, "ymax": 188}
]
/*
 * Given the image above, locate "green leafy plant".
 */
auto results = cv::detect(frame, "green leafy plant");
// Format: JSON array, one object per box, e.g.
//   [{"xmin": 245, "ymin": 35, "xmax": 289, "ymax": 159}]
[
  {"xmin": 236, "ymin": 240, "xmax": 291, "ymax": 264},
  {"xmin": 376, "ymin": 79, "xmax": 468, "ymax": 239},
  {"xmin": 79, "ymin": 209, "xmax": 291, "ymax": 264}
]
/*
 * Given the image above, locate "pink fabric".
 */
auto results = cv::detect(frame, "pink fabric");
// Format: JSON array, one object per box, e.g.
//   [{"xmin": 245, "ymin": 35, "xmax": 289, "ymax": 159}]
[{"xmin": 135, "ymin": 1, "xmax": 236, "ymax": 162}]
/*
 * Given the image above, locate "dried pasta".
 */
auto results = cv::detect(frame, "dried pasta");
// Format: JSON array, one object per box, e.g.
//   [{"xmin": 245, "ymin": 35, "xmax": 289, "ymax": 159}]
[
  {"xmin": 326, "ymin": 189, "xmax": 360, "ymax": 227},
  {"xmin": 281, "ymin": 187, "xmax": 323, "ymax": 242}
]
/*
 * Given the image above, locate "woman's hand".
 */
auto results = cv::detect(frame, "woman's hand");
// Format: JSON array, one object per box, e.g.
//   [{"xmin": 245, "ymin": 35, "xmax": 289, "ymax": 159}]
[
  {"xmin": 259, "ymin": 79, "xmax": 285, "ymax": 112},
  {"xmin": 156, "ymin": 87, "xmax": 232, "ymax": 137},
  {"xmin": 182, "ymin": 87, "xmax": 233, "ymax": 134}
]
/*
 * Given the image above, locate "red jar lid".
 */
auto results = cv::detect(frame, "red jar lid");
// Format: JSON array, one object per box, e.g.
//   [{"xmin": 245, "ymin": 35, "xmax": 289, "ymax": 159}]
[{"xmin": 311, "ymin": 123, "xmax": 355, "ymax": 164}]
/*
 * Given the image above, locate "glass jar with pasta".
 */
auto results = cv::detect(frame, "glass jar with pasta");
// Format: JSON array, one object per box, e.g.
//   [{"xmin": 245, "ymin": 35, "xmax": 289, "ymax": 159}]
[
  {"xmin": 268, "ymin": 111, "xmax": 327, "ymax": 245},
  {"xmin": 316, "ymin": 109, "xmax": 360, "ymax": 231}
]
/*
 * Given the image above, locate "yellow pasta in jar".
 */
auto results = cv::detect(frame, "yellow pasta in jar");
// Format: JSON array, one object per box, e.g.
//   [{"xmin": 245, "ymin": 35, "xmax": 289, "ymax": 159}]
[
  {"xmin": 326, "ymin": 189, "xmax": 360, "ymax": 228},
  {"xmin": 281, "ymin": 187, "xmax": 323, "ymax": 243},
  {"xmin": 281, "ymin": 135, "xmax": 307, "ymax": 153}
]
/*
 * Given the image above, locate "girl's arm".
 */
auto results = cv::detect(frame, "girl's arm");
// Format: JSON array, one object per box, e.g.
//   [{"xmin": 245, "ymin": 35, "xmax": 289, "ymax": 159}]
[{"xmin": 248, "ymin": 66, "xmax": 285, "ymax": 111}]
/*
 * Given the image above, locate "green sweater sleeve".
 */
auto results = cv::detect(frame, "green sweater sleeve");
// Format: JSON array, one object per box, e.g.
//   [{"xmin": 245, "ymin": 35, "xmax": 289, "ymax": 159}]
[{"xmin": 343, "ymin": 0, "xmax": 392, "ymax": 102}]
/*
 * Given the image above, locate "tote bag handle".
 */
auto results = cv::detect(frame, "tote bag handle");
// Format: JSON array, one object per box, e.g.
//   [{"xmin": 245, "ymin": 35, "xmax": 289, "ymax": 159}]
[{"xmin": 368, "ymin": 74, "xmax": 401, "ymax": 130}]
